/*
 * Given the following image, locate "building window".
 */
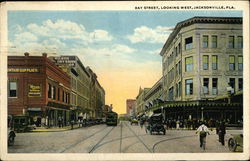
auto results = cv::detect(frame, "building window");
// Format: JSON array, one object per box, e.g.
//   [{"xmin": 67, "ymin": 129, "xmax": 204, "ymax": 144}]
[
  {"xmin": 239, "ymin": 78, "xmax": 243, "ymax": 91},
  {"xmin": 9, "ymin": 81, "xmax": 17, "ymax": 97},
  {"xmin": 228, "ymin": 36, "xmax": 234, "ymax": 48},
  {"xmin": 212, "ymin": 35, "xmax": 217, "ymax": 48},
  {"xmin": 185, "ymin": 57, "xmax": 193, "ymax": 72},
  {"xmin": 229, "ymin": 56, "xmax": 235, "ymax": 71},
  {"xmin": 238, "ymin": 56, "xmax": 243, "ymax": 71},
  {"xmin": 203, "ymin": 78, "xmax": 209, "ymax": 94},
  {"xmin": 229, "ymin": 78, "xmax": 235, "ymax": 93},
  {"xmin": 53, "ymin": 86, "xmax": 56, "ymax": 100},
  {"xmin": 178, "ymin": 43, "xmax": 181, "ymax": 54},
  {"xmin": 48, "ymin": 83, "xmax": 52, "ymax": 99},
  {"xmin": 58, "ymin": 88, "xmax": 60, "ymax": 101},
  {"xmin": 237, "ymin": 36, "xmax": 243, "ymax": 48},
  {"xmin": 169, "ymin": 87, "xmax": 174, "ymax": 101},
  {"xmin": 212, "ymin": 55, "xmax": 218, "ymax": 70},
  {"xmin": 175, "ymin": 46, "xmax": 178, "ymax": 57},
  {"xmin": 185, "ymin": 37, "xmax": 193, "ymax": 50},
  {"xmin": 202, "ymin": 55, "xmax": 209, "ymax": 70},
  {"xmin": 178, "ymin": 61, "xmax": 181, "ymax": 75},
  {"xmin": 202, "ymin": 35, "xmax": 209, "ymax": 48},
  {"xmin": 212, "ymin": 78, "xmax": 218, "ymax": 95},
  {"xmin": 185, "ymin": 79, "xmax": 193, "ymax": 95},
  {"xmin": 176, "ymin": 83, "xmax": 178, "ymax": 98},
  {"xmin": 178, "ymin": 81, "xmax": 182, "ymax": 97}
]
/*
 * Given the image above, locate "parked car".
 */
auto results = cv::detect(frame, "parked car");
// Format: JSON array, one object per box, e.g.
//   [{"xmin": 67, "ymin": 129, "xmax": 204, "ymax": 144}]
[
  {"xmin": 130, "ymin": 118, "xmax": 139, "ymax": 125},
  {"xmin": 12, "ymin": 115, "xmax": 35, "ymax": 132},
  {"xmin": 8, "ymin": 115, "xmax": 16, "ymax": 146},
  {"xmin": 228, "ymin": 134, "xmax": 243, "ymax": 152},
  {"xmin": 145, "ymin": 113, "xmax": 165, "ymax": 135}
]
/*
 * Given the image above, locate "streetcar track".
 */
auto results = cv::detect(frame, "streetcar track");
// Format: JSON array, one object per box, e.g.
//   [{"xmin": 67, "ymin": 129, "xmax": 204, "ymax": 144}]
[
  {"xmin": 124, "ymin": 122, "xmax": 152, "ymax": 153},
  {"xmin": 88, "ymin": 126, "xmax": 115, "ymax": 153},
  {"xmin": 60, "ymin": 126, "xmax": 108, "ymax": 153},
  {"xmin": 152, "ymin": 134, "xmax": 196, "ymax": 152}
]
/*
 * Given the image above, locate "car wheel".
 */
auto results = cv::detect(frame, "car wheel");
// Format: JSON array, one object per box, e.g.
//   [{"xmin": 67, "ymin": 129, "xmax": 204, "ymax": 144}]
[
  {"xmin": 8, "ymin": 135, "xmax": 15, "ymax": 146},
  {"xmin": 228, "ymin": 138, "xmax": 237, "ymax": 152}
]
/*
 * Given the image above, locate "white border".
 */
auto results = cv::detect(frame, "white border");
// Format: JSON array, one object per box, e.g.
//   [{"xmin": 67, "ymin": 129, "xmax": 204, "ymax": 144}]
[{"xmin": 0, "ymin": 1, "xmax": 249, "ymax": 160}]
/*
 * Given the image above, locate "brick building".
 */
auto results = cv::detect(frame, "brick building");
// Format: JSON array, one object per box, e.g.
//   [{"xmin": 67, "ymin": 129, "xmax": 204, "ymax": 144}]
[
  {"xmin": 8, "ymin": 53, "xmax": 71, "ymax": 127},
  {"xmin": 126, "ymin": 99, "xmax": 136, "ymax": 116}
]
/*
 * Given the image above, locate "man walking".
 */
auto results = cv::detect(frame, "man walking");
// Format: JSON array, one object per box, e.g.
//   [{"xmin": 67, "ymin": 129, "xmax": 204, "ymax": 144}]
[
  {"xmin": 196, "ymin": 122, "xmax": 210, "ymax": 150},
  {"xmin": 218, "ymin": 121, "xmax": 226, "ymax": 145}
]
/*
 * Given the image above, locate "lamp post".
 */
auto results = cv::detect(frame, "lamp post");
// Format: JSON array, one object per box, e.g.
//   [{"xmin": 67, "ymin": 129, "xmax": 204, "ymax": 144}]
[{"xmin": 161, "ymin": 106, "xmax": 164, "ymax": 121}]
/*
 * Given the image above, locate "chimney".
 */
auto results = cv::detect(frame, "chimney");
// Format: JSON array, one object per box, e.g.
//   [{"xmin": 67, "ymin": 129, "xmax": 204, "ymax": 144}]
[
  {"xmin": 42, "ymin": 53, "xmax": 47, "ymax": 57},
  {"xmin": 24, "ymin": 52, "xmax": 29, "ymax": 57}
]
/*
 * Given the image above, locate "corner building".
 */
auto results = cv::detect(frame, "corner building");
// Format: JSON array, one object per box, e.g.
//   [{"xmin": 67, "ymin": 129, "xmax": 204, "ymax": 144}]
[
  {"xmin": 160, "ymin": 17, "xmax": 243, "ymax": 123},
  {"xmin": 8, "ymin": 53, "xmax": 71, "ymax": 127}
]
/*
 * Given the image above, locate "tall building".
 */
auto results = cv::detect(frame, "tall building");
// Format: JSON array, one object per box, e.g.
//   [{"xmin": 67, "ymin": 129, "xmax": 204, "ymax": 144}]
[
  {"xmin": 126, "ymin": 99, "xmax": 136, "ymax": 116},
  {"xmin": 159, "ymin": 17, "xmax": 243, "ymax": 123},
  {"xmin": 86, "ymin": 67, "xmax": 105, "ymax": 118},
  {"xmin": 136, "ymin": 87, "xmax": 150, "ymax": 115},
  {"xmin": 51, "ymin": 56, "xmax": 91, "ymax": 121},
  {"xmin": 8, "ymin": 53, "xmax": 71, "ymax": 127}
]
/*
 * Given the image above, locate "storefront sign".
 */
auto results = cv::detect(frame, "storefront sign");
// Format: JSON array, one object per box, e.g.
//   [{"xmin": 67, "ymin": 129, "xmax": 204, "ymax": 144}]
[
  {"xmin": 54, "ymin": 56, "xmax": 76, "ymax": 67},
  {"xmin": 8, "ymin": 68, "xmax": 39, "ymax": 73},
  {"xmin": 28, "ymin": 84, "xmax": 42, "ymax": 97}
]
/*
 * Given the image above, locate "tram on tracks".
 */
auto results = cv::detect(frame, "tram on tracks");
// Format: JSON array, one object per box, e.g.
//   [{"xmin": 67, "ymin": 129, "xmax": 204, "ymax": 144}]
[{"xmin": 106, "ymin": 111, "xmax": 118, "ymax": 126}]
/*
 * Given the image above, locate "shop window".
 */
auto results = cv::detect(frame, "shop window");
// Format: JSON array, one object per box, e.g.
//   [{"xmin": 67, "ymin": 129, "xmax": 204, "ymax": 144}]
[
  {"xmin": 202, "ymin": 35, "xmax": 209, "ymax": 48},
  {"xmin": 203, "ymin": 78, "xmax": 209, "ymax": 94},
  {"xmin": 237, "ymin": 36, "xmax": 243, "ymax": 48},
  {"xmin": 185, "ymin": 79, "xmax": 193, "ymax": 95},
  {"xmin": 185, "ymin": 57, "xmax": 193, "ymax": 72},
  {"xmin": 239, "ymin": 78, "xmax": 243, "ymax": 91},
  {"xmin": 212, "ymin": 35, "xmax": 217, "ymax": 48},
  {"xmin": 185, "ymin": 37, "xmax": 193, "ymax": 50},
  {"xmin": 228, "ymin": 36, "xmax": 234, "ymax": 48},
  {"xmin": 202, "ymin": 55, "xmax": 209, "ymax": 70},
  {"xmin": 238, "ymin": 56, "xmax": 243, "ymax": 71},
  {"xmin": 229, "ymin": 56, "xmax": 235, "ymax": 71},
  {"xmin": 212, "ymin": 55, "xmax": 218, "ymax": 70},
  {"xmin": 212, "ymin": 78, "xmax": 218, "ymax": 95},
  {"xmin": 9, "ymin": 81, "xmax": 17, "ymax": 97}
]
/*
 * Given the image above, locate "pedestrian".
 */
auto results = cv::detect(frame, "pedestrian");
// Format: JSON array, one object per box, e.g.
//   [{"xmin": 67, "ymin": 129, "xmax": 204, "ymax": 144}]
[
  {"xmin": 196, "ymin": 122, "xmax": 210, "ymax": 150},
  {"xmin": 58, "ymin": 116, "xmax": 62, "ymax": 128},
  {"xmin": 71, "ymin": 120, "xmax": 74, "ymax": 130},
  {"xmin": 218, "ymin": 121, "xmax": 226, "ymax": 145},
  {"xmin": 176, "ymin": 120, "xmax": 180, "ymax": 130}
]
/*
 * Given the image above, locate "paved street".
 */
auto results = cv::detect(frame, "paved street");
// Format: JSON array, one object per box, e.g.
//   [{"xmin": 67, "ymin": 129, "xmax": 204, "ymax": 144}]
[{"xmin": 8, "ymin": 121, "xmax": 242, "ymax": 153}]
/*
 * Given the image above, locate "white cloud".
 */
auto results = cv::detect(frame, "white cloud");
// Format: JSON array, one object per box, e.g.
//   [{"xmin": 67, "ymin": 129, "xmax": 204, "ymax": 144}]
[
  {"xmin": 89, "ymin": 30, "xmax": 113, "ymax": 42},
  {"xmin": 147, "ymin": 48, "xmax": 161, "ymax": 55},
  {"xmin": 14, "ymin": 32, "xmax": 38, "ymax": 43},
  {"xmin": 127, "ymin": 26, "xmax": 173, "ymax": 44}
]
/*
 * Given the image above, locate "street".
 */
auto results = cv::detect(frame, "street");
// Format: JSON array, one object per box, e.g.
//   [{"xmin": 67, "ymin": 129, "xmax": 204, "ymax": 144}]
[{"xmin": 8, "ymin": 121, "xmax": 242, "ymax": 153}]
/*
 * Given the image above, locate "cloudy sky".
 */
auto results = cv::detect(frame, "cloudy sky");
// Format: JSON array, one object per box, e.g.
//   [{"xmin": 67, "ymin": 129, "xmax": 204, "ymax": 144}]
[{"xmin": 8, "ymin": 10, "xmax": 242, "ymax": 114}]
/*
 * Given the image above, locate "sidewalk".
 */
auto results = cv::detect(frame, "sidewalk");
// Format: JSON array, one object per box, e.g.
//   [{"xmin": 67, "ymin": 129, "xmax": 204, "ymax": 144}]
[{"xmin": 31, "ymin": 124, "xmax": 81, "ymax": 132}]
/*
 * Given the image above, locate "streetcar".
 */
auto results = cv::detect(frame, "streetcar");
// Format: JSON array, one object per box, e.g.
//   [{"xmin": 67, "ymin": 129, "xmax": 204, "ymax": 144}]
[{"xmin": 106, "ymin": 111, "xmax": 118, "ymax": 126}]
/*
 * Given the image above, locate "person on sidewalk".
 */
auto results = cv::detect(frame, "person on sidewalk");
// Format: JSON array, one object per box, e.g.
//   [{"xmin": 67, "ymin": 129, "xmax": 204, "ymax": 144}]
[
  {"xmin": 218, "ymin": 121, "xmax": 226, "ymax": 145},
  {"xmin": 196, "ymin": 122, "xmax": 210, "ymax": 150}
]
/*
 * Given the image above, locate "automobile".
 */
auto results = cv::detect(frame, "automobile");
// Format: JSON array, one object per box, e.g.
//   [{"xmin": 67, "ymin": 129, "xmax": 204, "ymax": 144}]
[
  {"xmin": 8, "ymin": 115, "xmax": 16, "ymax": 146},
  {"xmin": 130, "ymin": 118, "xmax": 139, "ymax": 125},
  {"xmin": 12, "ymin": 115, "xmax": 35, "ymax": 132},
  {"xmin": 228, "ymin": 134, "xmax": 243, "ymax": 152},
  {"xmin": 145, "ymin": 113, "xmax": 166, "ymax": 135}
]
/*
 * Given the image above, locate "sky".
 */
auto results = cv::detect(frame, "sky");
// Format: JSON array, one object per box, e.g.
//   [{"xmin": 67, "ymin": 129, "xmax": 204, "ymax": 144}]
[{"xmin": 8, "ymin": 10, "xmax": 242, "ymax": 114}]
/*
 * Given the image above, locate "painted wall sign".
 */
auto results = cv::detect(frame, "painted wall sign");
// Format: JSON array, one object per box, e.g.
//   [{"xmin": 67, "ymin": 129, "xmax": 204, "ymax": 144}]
[
  {"xmin": 28, "ymin": 84, "xmax": 42, "ymax": 97},
  {"xmin": 8, "ymin": 68, "xmax": 39, "ymax": 73}
]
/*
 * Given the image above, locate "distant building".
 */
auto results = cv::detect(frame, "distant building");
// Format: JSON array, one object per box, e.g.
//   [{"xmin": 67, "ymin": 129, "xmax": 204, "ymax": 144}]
[
  {"xmin": 126, "ymin": 99, "xmax": 136, "ymax": 116},
  {"xmin": 135, "ymin": 87, "xmax": 150, "ymax": 115},
  {"xmin": 8, "ymin": 53, "xmax": 71, "ymax": 127}
]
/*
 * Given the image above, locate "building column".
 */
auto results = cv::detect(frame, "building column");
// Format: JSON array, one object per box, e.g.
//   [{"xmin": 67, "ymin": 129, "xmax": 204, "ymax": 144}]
[{"xmin": 196, "ymin": 33, "xmax": 201, "ymax": 100}]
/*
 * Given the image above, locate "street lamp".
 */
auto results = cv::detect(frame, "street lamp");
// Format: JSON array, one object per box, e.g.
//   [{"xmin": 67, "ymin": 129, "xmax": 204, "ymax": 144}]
[{"xmin": 161, "ymin": 106, "xmax": 164, "ymax": 121}]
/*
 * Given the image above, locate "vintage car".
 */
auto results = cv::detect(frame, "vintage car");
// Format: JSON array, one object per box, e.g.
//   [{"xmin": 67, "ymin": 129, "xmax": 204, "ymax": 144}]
[
  {"xmin": 145, "ymin": 113, "xmax": 166, "ymax": 135},
  {"xmin": 228, "ymin": 134, "xmax": 243, "ymax": 152},
  {"xmin": 8, "ymin": 115, "xmax": 16, "ymax": 146},
  {"xmin": 130, "ymin": 118, "xmax": 139, "ymax": 125},
  {"xmin": 12, "ymin": 115, "xmax": 35, "ymax": 132}
]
